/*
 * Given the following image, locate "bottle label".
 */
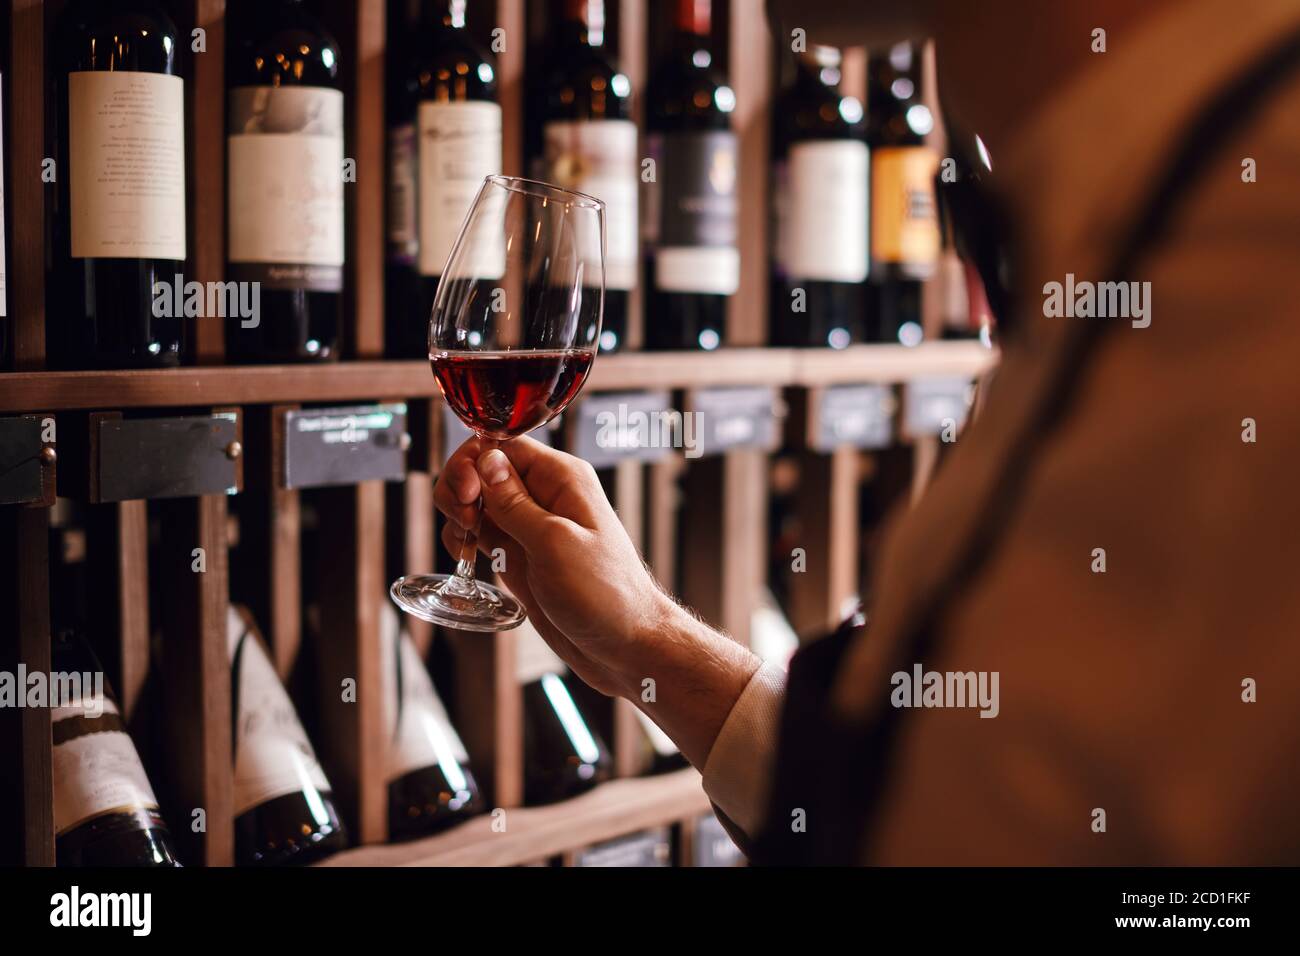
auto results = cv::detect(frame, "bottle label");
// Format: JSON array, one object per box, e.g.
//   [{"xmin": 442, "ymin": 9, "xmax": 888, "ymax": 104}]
[
  {"xmin": 514, "ymin": 618, "xmax": 567, "ymax": 684},
  {"xmin": 379, "ymin": 603, "xmax": 472, "ymax": 782},
  {"xmin": 52, "ymin": 698, "xmax": 161, "ymax": 836},
  {"xmin": 227, "ymin": 86, "xmax": 345, "ymax": 291},
  {"xmin": 68, "ymin": 71, "xmax": 187, "ymax": 261},
  {"xmin": 544, "ymin": 119, "xmax": 638, "ymax": 290},
  {"xmin": 228, "ymin": 606, "xmax": 333, "ymax": 817},
  {"xmin": 648, "ymin": 130, "xmax": 739, "ymax": 294},
  {"xmin": 387, "ymin": 122, "xmax": 418, "ymax": 266},
  {"xmin": 418, "ymin": 101, "xmax": 503, "ymax": 277},
  {"xmin": 778, "ymin": 140, "xmax": 869, "ymax": 283},
  {"xmin": 870, "ymin": 145, "xmax": 940, "ymax": 272}
]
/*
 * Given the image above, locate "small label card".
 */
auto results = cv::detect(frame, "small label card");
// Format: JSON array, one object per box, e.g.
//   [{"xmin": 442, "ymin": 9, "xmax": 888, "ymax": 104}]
[
  {"xmin": 569, "ymin": 390, "xmax": 676, "ymax": 468},
  {"xmin": 97, "ymin": 413, "xmax": 240, "ymax": 502},
  {"xmin": 813, "ymin": 384, "xmax": 896, "ymax": 451},
  {"xmin": 573, "ymin": 827, "xmax": 673, "ymax": 868},
  {"xmin": 0, "ymin": 415, "xmax": 54, "ymax": 506},
  {"xmin": 283, "ymin": 404, "xmax": 408, "ymax": 489},
  {"xmin": 693, "ymin": 812, "xmax": 744, "ymax": 868},
  {"xmin": 687, "ymin": 387, "xmax": 782, "ymax": 457},
  {"xmin": 904, "ymin": 377, "xmax": 974, "ymax": 437}
]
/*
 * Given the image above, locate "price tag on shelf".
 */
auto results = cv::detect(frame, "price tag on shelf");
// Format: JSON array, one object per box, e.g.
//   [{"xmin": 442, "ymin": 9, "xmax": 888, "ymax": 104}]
[
  {"xmin": 904, "ymin": 377, "xmax": 975, "ymax": 437},
  {"xmin": 96, "ymin": 412, "xmax": 241, "ymax": 502},
  {"xmin": 569, "ymin": 390, "xmax": 675, "ymax": 468},
  {"xmin": 572, "ymin": 827, "xmax": 673, "ymax": 867},
  {"xmin": 282, "ymin": 404, "xmax": 409, "ymax": 489},
  {"xmin": 693, "ymin": 812, "xmax": 744, "ymax": 868},
  {"xmin": 813, "ymin": 384, "xmax": 896, "ymax": 451},
  {"xmin": 0, "ymin": 415, "xmax": 55, "ymax": 506},
  {"xmin": 438, "ymin": 405, "xmax": 555, "ymax": 468},
  {"xmin": 687, "ymin": 386, "xmax": 783, "ymax": 457}
]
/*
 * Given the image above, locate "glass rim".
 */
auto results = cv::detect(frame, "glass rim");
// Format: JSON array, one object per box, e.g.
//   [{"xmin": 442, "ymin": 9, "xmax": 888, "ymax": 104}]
[{"xmin": 484, "ymin": 175, "xmax": 605, "ymax": 210}]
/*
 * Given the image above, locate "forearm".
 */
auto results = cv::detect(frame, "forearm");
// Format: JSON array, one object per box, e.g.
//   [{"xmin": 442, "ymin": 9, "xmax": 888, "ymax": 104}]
[{"xmin": 617, "ymin": 596, "xmax": 762, "ymax": 770}]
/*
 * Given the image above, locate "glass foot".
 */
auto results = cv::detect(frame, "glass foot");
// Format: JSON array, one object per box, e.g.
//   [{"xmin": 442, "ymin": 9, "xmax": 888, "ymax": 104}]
[{"xmin": 390, "ymin": 574, "xmax": 526, "ymax": 632}]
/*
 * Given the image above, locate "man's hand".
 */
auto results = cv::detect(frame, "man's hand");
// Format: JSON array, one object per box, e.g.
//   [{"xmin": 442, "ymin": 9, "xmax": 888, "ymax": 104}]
[{"xmin": 433, "ymin": 436, "xmax": 761, "ymax": 767}]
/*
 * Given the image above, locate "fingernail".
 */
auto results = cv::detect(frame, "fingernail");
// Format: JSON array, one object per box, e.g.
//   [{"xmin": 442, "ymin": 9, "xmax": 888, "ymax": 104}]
[{"xmin": 477, "ymin": 449, "xmax": 510, "ymax": 486}]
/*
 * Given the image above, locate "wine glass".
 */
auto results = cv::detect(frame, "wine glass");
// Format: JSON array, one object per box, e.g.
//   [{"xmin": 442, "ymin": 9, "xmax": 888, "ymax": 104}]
[{"xmin": 391, "ymin": 175, "xmax": 605, "ymax": 631}]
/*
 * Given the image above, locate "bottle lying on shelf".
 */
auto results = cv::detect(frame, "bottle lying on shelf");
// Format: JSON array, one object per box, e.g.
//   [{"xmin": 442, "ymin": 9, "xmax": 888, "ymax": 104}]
[
  {"xmin": 49, "ymin": 501, "xmax": 181, "ymax": 867},
  {"xmin": 380, "ymin": 603, "xmax": 485, "ymax": 840},
  {"xmin": 52, "ymin": 631, "xmax": 183, "ymax": 868},
  {"xmin": 229, "ymin": 604, "xmax": 347, "ymax": 865},
  {"xmin": 518, "ymin": 621, "xmax": 612, "ymax": 805}
]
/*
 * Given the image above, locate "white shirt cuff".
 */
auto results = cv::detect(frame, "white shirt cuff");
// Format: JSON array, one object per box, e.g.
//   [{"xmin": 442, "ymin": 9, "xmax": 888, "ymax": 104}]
[{"xmin": 701, "ymin": 661, "xmax": 788, "ymax": 840}]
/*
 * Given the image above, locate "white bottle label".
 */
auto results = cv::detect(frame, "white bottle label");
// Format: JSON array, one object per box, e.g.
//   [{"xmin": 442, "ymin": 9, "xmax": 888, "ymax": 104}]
[
  {"xmin": 379, "ymin": 603, "xmax": 471, "ymax": 783},
  {"xmin": 418, "ymin": 100, "xmax": 502, "ymax": 277},
  {"xmin": 68, "ymin": 71, "xmax": 186, "ymax": 261},
  {"xmin": 228, "ymin": 606, "xmax": 333, "ymax": 817},
  {"xmin": 227, "ymin": 86, "xmax": 345, "ymax": 290},
  {"xmin": 544, "ymin": 119, "xmax": 638, "ymax": 290},
  {"xmin": 514, "ymin": 618, "xmax": 567, "ymax": 684},
  {"xmin": 52, "ymin": 698, "xmax": 160, "ymax": 835},
  {"xmin": 778, "ymin": 140, "xmax": 869, "ymax": 282}
]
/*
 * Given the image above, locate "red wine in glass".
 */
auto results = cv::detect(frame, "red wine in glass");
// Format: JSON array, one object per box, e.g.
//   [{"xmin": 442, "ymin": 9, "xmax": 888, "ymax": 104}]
[
  {"xmin": 432, "ymin": 348, "xmax": 595, "ymax": 440},
  {"xmin": 391, "ymin": 175, "xmax": 606, "ymax": 632}
]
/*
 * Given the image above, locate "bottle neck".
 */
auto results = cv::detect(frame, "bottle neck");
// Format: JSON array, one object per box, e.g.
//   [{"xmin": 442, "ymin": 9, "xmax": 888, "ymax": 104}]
[
  {"xmin": 563, "ymin": 0, "xmax": 606, "ymax": 48},
  {"xmin": 673, "ymin": 0, "xmax": 711, "ymax": 39},
  {"xmin": 421, "ymin": 0, "xmax": 467, "ymax": 30}
]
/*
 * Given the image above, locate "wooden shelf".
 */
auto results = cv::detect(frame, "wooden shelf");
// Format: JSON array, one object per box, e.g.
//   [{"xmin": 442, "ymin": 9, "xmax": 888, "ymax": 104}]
[
  {"xmin": 316, "ymin": 768, "xmax": 713, "ymax": 867},
  {"xmin": 0, "ymin": 342, "xmax": 996, "ymax": 413}
]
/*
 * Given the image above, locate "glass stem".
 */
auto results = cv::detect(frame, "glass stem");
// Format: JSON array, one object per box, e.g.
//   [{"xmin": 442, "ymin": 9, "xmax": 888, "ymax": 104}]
[{"xmin": 453, "ymin": 437, "xmax": 499, "ymax": 582}]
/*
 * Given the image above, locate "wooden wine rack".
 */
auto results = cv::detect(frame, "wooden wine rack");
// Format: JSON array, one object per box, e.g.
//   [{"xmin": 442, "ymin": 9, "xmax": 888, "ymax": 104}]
[{"xmin": 0, "ymin": 0, "xmax": 995, "ymax": 868}]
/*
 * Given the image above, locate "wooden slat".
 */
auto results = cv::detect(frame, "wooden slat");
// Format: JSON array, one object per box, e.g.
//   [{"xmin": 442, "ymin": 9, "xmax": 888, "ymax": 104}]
[
  {"xmin": 444, "ymin": 630, "xmax": 523, "ymax": 809},
  {"xmin": 610, "ymin": 459, "xmax": 649, "ymax": 777},
  {"xmin": 726, "ymin": 0, "xmax": 771, "ymax": 346},
  {"xmin": 498, "ymin": 0, "xmax": 525, "ymax": 177},
  {"xmin": 401, "ymin": 475, "xmax": 435, "ymax": 655},
  {"xmin": 0, "ymin": 344, "xmax": 999, "ymax": 412},
  {"xmin": 189, "ymin": 0, "xmax": 227, "ymax": 363},
  {"xmin": 157, "ymin": 494, "xmax": 233, "ymax": 866},
  {"xmin": 9, "ymin": 0, "xmax": 46, "ymax": 369},
  {"xmin": 679, "ymin": 450, "xmax": 766, "ymax": 644},
  {"xmin": 0, "ymin": 506, "xmax": 54, "ymax": 865},
  {"xmin": 646, "ymin": 455, "xmax": 683, "ymax": 590},
  {"xmin": 317, "ymin": 768, "xmax": 710, "ymax": 867},
  {"xmin": 786, "ymin": 446, "xmax": 860, "ymax": 638},
  {"xmin": 313, "ymin": 480, "xmax": 387, "ymax": 843},
  {"xmin": 620, "ymin": 0, "xmax": 646, "ymax": 349},
  {"xmin": 86, "ymin": 500, "xmax": 152, "ymax": 721}
]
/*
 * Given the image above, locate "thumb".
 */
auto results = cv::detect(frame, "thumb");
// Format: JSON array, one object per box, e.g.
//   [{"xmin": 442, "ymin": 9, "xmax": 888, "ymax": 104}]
[{"xmin": 476, "ymin": 447, "xmax": 553, "ymax": 547}]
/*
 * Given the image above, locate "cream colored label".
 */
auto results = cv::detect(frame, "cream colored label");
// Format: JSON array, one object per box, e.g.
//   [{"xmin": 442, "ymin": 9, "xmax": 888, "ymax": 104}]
[
  {"xmin": 418, "ymin": 101, "xmax": 502, "ymax": 277},
  {"xmin": 69, "ymin": 71, "xmax": 186, "ymax": 260},
  {"xmin": 870, "ymin": 145, "xmax": 939, "ymax": 270},
  {"xmin": 514, "ymin": 618, "xmax": 567, "ymax": 684},
  {"xmin": 780, "ymin": 140, "xmax": 869, "ymax": 282},
  {"xmin": 380, "ymin": 603, "xmax": 471, "ymax": 781},
  {"xmin": 228, "ymin": 607, "xmax": 332, "ymax": 817},
  {"xmin": 544, "ymin": 119, "xmax": 637, "ymax": 290},
  {"xmin": 52, "ymin": 698, "xmax": 160, "ymax": 835},
  {"xmin": 227, "ymin": 86, "xmax": 345, "ymax": 267}
]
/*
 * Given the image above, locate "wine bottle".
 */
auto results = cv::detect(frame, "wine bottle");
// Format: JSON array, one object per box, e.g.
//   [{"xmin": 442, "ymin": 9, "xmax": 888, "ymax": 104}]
[
  {"xmin": 225, "ymin": 0, "xmax": 345, "ymax": 363},
  {"xmin": 518, "ymin": 622, "xmax": 611, "ymax": 804},
  {"xmin": 644, "ymin": 0, "xmax": 738, "ymax": 351},
  {"xmin": 866, "ymin": 41, "xmax": 938, "ymax": 346},
  {"xmin": 228, "ymin": 604, "xmax": 347, "ymax": 865},
  {"xmin": 386, "ymin": 0, "xmax": 501, "ymax": 358},
  {"xmin": 49, "ymin": 0, "xmax": 187, "ymax": 369},
  {"xmin": 380, "ymin": 603, "xmax": 484, "ymax": 839},
  {"xmin": 50, "ymin": 510, "xmax": 181, "ymax": 867},
  {"xmin": 540, "ymin": 0, "xmax": 636, "ymax": 353},
  {"xmin": 770, "ymin": 45, "xmax": 868, "ymax": 348}
]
